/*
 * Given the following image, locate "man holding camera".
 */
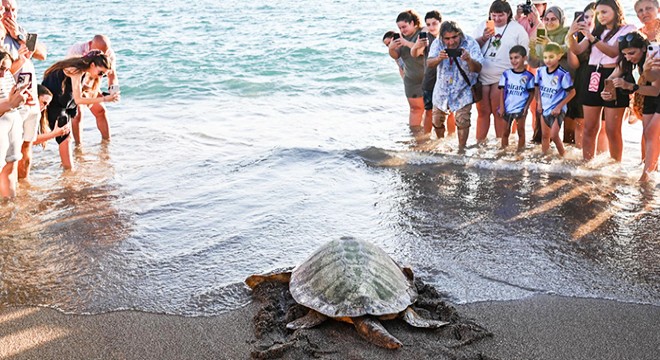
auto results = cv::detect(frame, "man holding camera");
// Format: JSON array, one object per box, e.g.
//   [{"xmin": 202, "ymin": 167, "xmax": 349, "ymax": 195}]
[
  {"xmin": 427, "ymin": 21, "xmax": 483, "ymax": 151},
  {"xmin": 2, "ymin": 0, "xmax": 46, "ymax": 180},
  {"xmin": 67, "ymin": 34, "xmax": 119, "ymax": 144}
]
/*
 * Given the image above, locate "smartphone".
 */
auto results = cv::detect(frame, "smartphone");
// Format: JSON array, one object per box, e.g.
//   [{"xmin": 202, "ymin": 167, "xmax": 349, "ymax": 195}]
[
  {"xmin": 604, "ymin": 79, "xmax": 617, "ymax": 100},
  {"xmin": 536, "ymin": 28, "xmax": 547, "ymax": 38},
  {"xmin": 574, "ymin": 11, "xmax": 585, "ymax": 22},
  {"xmin": 445, "ymin": 48, "xmax": 463, "ymax": 57},
  {"xmin": 648, "ymin": 43, "xmax": 660, "ymax": 57},
  {"xmin": 392, "ymin": 33, "xmax": 400, "ymax": 40},
  {"xmin": 486, "ymin": 20, "xmax": 495, "ymax": 31},
  {"xmin": 419, "ymin": 31, "xmax": 427, "ymax": 39},
  {"xmin": 57, "ymin": 114, "xmax": 69, "ymax": 128},
  {"xmin": 109, "ymin": 84, "xmax": 120, "ymax": 95},
  {"xmin": 17, "ymin": 72, "xmax": 32, "ymax": 88},
  {"xmin": 25, "ymin": 33, "xmax": 37, "ymax": 52}
]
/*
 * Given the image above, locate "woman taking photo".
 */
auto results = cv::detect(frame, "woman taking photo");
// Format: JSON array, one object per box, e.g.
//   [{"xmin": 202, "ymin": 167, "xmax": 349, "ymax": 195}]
[
  {"xmin": 474, "ymin": 0, "xmax": 529, "ymax": 143},
  {"xmin": 41, "ymin": 50, "xmax": 119, "ymax": 170},
  {"xmin": 388, "ymin": 10, "xmax": 427, "ymax": 135},
  {"xmin": 604, "ymin": 32, "xmax": 660, "ymax": 181},
  {"xmin": 569, "ymin": 0, "xmax": 635, "ymax": 162}
]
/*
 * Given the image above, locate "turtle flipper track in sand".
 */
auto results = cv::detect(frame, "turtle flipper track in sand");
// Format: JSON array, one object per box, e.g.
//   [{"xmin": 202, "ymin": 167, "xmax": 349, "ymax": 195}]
[
  {"xmin": 286, "ymin": 310, "xmax": 328, "ymax": 329},
  {"xmin": 352, "ymin": 316, "xmax": 403, "ymax": 349},
  {"xmin": 401, "ymin": 307, "xmax": 450, "ymax": 328}
]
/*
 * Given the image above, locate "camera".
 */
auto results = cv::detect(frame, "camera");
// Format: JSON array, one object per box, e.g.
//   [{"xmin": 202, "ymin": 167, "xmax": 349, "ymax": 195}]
[
  {"xmin": 520, "ymin": 0, "xmax": 533, "ymax": 16},
  {"xmin": 445, "ymin": 48, "xmax": 463, "ymax": 58}
]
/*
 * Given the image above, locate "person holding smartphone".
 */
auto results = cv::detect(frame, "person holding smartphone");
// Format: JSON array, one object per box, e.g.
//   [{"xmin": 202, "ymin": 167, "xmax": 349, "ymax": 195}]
[
  {"xmin": 67, "ymin": 34, "xmax": 119, "ymax": 144},
  {"xmin": 41, "ymin": 51, "xmax": 119, "ymax": 171},
  {"xmin": 473, "ymin": 0, "xmax": 529, "ymax": 143},
  {"xmin": 0, "ymin": 48, "xmax": 29, "ymax": 199},
  {"xmin": 601, "ymin": 32, "xmax": 660, "ymax": 181},
  {"xmin": 388, "ymin": 10, "xmax": 428, "ymax": 137},
  {"xmin": 411, "ymin": 10, "xmax": 457, "ymax": 138},
  {"xmin": 1, "ymin": 0, "xmax": 43, "ymax": 181}
]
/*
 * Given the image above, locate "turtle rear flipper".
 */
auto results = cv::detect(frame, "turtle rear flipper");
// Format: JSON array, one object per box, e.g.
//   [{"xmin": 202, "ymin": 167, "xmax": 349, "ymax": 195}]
[
  {"xmin": 401, "ymin": 307, "xmax": 450, "ymax": 328},
  {"xmin": 245, "ymin": 272, "xmax": 291, "ymax": 289},
  {"xmin": 286, "ymin": 310, "xmax": 328, "ymax": 329},
  {"xmin": 352, "ymin": 316, "xmax": 402, "ymax": 349}
]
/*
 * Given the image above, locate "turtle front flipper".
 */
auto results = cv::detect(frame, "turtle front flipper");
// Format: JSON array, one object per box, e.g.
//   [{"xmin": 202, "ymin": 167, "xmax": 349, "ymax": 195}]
[
  {"xmin": 245, "ymin": 272, "xmax": 291, "ymax": 289},
  {"xmin": 286, "ymin": 310, "xmax": 328, "ymax": 329},
  {"xmin": 352, "ymin": 316, "xmax": 402, "ymax": 349},
  {"xmin": 401, "ymin": 307, "xmax": 450, "ymax": 328}
]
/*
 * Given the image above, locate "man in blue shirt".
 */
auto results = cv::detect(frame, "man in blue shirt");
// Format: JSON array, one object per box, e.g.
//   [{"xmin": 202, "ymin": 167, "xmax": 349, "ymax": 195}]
[{"xmin": 428, "ymin": 21, "xmax": 483, "ymax": 151}]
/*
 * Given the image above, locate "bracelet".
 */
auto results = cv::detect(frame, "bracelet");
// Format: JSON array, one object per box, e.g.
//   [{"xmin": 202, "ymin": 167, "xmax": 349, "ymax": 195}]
[{"xmin": 590, "ymin": 37, "xmax": 600, "ymax": 45}]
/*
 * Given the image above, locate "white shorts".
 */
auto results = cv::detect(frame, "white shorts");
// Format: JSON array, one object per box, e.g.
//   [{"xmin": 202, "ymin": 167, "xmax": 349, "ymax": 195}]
[
  {"xmin": 20, "ymin": 104, "xmax": 40, "ymax": 142},
  {"xmin": 0, "ymin": 111, "xmax": 23, "ymax": 167}
]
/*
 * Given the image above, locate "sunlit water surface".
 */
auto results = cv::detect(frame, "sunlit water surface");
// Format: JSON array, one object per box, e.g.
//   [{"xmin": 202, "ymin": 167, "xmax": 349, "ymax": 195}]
[{"xmin": 0, "ymin": 1, "xmax": 658, "ymax": 315}]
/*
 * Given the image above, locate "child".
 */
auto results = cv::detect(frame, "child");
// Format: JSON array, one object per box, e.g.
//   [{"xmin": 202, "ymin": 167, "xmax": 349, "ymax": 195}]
[
  {"xmin": 498, "ymin": 45, "xmax": 536, "ymax": 151},
  {"xmin": 0, "ymin": 48, "xmax": 29, "ymax": 199},
  {"xmin": 535, "ymin": 42, "xmax": 575, "ymax": 157}
]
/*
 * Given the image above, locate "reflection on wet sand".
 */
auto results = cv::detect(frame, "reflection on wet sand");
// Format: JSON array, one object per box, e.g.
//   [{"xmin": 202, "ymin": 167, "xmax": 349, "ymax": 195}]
[
  {"xmin": 373, "ymin": 149, "xmax": 660, "ymax": 304},
  {"xmin": 0, "ymin": 143, "xmax": 133, "ymax": 311}
]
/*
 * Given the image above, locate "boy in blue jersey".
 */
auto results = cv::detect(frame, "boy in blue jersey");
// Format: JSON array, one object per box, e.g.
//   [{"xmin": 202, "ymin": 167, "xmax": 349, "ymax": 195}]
[
  {"xmin": 535, "ymin": 43, "xmax": 575, "ymax": 157},
  {"xmin": 498, "ymin": 46, "xmax": 535, "ymax": 151}
]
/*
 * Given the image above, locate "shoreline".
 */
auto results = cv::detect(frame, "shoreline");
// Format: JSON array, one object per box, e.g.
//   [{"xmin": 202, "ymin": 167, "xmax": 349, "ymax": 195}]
[{"xmin": 1, "ymin": 294, "xmax": 658, "ymax": 359}]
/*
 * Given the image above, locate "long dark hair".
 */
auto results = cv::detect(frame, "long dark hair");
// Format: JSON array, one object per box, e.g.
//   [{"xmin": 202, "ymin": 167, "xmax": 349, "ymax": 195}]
[
  {"xmin": 592, "ymin": 0, "xmax": 626, "ymax": 42},
  {"xmin": 37, "ymin": 84, "xmax": 53, "ymax": 148},
  {"xmin": 617, "ymin": 31, "xmax": 649, "ymax": 74},
  {"xmin": 43, "ymin": 50, "xmax": 111, "ymax": 96}
]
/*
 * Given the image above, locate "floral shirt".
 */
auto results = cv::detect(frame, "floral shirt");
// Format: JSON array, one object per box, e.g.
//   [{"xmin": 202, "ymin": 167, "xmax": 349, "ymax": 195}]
[{"xmin": 429, "ymin": 35, "xmax": 483, "ymax": 112}]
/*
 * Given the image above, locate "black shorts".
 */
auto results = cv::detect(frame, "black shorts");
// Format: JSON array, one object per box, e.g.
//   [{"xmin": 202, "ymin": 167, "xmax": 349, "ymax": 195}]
[
  {"xmin": 583, "ymin": 66, "xmax": 630, "ymax": 108},
  {"xmin": 643, "ymin": 95, "xmax": 657, "ymax": 115},
  {"xmin": 47, "ymin": 106, "xmax": 77, "ymax": 144},
  {"xmin": 543, "ymin": 112, "xmax": 565, "ymax": 128},
  {"xmin": 502, "ymin": 112, "xmax": 524, "ymax": 124},
  {"xmin": 423, "ymin": 90, "xmax": 433, "ymax": 111}
]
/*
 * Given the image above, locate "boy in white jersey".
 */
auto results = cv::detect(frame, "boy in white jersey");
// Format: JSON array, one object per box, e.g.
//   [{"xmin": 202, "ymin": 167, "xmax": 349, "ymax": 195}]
[
  {"xmin": 498, "ymin": 45, "xmax": 535, "ymax": 151},
  {"xmin": 535, "ymin": 43, "xmax": 575, "ymax": 157}
]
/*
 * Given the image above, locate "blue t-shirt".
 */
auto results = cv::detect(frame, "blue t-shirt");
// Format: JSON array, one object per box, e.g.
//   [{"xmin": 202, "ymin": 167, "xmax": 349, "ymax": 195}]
[
  {"xmin": 498, "ymin": 69, "xmax": 535, "ymax": 114},
  {"xmin": 535, "ymin": 66, "xmax": 573, "ymax": 117}
]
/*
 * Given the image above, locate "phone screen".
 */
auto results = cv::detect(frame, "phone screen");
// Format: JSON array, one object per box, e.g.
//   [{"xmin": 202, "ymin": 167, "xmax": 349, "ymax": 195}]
[
  {"xmin": 17, "ymin": 72, "xmax": 32, "ymax": 88},
  {"xmin": 25, "ymin": 33, "xmax": 37, "ymax": 52},
  {"xmin": 574, "ymin": 12, "xmax": 585, "ymax": 22},
  {"xmin": 536, "ymin": 28, "xmax": 546, "ymax": 38}
]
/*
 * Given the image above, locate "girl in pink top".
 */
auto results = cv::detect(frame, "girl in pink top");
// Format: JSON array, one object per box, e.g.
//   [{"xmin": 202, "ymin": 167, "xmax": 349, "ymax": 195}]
[{"xmin": 569, "ymin": 0, "xmax": 634, "ymax": 162}]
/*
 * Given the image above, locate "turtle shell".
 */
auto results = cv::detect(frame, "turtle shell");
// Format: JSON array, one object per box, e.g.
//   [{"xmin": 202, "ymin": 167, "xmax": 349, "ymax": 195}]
[{"xmin": 289, "ymin": 237, "xmax": 417, "ymax": 318}]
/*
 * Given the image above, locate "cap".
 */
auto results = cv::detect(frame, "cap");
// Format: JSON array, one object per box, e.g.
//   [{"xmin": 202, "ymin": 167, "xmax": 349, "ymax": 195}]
[{"xmin": 531, "ymin": 0, "xmax": 547, "ymax": 4}]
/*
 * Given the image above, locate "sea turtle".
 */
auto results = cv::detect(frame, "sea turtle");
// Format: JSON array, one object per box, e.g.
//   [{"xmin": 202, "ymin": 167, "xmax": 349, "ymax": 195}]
[{"xmin": 245, "ymin": 237, "xmax": 449, "ymax": 349}]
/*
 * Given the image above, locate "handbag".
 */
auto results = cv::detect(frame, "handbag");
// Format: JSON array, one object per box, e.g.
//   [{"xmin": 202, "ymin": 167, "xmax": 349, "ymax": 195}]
[{"xmin": 455, "ymin": 58, "xmax": 482, "ymax": 103}]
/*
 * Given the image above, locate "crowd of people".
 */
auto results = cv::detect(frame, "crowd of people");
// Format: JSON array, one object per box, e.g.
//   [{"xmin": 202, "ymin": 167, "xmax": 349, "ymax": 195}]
[
  {"xmin": 385, "ymin": 0, "xmax": 660, "ymax": 182},
  {"xmin": 0, "ymin": 0, "xmax": 120, "ymax": 200}
]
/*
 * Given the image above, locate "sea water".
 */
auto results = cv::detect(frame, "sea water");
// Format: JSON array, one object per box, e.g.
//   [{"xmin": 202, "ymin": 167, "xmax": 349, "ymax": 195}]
[{"xmin": 0, "ymin": 1, "xmax": 658, "ymax": 315}]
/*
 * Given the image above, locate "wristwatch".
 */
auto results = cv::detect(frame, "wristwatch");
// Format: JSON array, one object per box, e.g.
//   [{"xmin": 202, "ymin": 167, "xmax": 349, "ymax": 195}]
[
  {"xmin": 590, "ymin": 37, "xmax": 600, "ymax": 45},
  {"xmin": 632, "ymin": 84, "xmax": 640, "ymax": 93}
]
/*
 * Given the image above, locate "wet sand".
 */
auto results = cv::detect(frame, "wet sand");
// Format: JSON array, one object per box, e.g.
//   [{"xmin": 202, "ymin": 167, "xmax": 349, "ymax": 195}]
[{"xmin": 1, "ymin": 294, "xmax": 659, "ymax": 360}]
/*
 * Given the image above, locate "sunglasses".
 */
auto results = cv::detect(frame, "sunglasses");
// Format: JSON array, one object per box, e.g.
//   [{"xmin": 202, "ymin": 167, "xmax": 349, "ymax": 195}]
[
  {"xmin": 98, "ymin": 70, "xmax": 107, "ymax": 78},
  {"xmin": 618, "ymin": 33, "xmax": 637, "ymax": 43}
]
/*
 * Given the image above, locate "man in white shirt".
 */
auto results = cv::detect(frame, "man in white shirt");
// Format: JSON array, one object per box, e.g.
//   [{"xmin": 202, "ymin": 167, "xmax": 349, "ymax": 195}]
[{"xmin": 67, "ymin": 34, "xmax": 119, "ymax": 144}]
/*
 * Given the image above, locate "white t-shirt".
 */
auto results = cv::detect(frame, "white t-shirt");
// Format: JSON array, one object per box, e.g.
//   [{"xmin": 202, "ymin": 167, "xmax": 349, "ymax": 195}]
[{"xmin": 473, "ymin": 20, "xmax": 529, "ymax": 85}]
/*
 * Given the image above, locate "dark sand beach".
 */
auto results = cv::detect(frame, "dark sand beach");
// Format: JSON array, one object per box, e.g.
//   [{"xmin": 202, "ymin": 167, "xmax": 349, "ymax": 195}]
[{"xmin": 2, "ymin": 293, "xmax": 659, "ymax": 360}]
